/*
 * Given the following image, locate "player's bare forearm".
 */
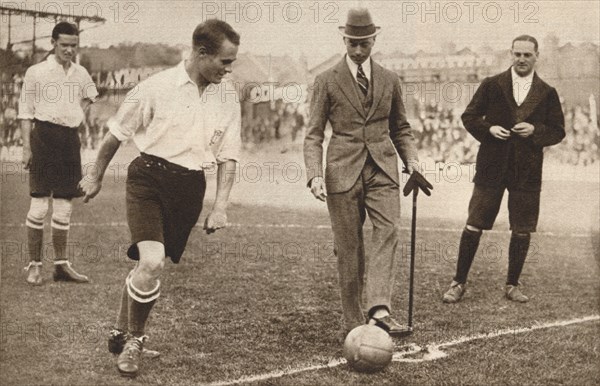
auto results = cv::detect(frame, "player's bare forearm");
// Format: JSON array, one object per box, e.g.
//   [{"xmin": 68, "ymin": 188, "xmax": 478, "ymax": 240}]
[
  {"xmin": 204, "ymin": 160, "xmax": 236, "ymax": 234},
  {"xmin": 79, "ymin": 131, "xmax": 121, "ymax": 203},
  {"xmin": 213, "ymin": 160, "xmax": 237, "ymax": 211},
  {"xmin": 20, "ymin": 119, "xmax": 33, "ymax": 168},
  {"xmin": 20, "ymin": 119, "xmax": 32, "ymax": 149},
  {"xmin": 92, "ymin": 131, "xmax": 121, "ymax": 182}
]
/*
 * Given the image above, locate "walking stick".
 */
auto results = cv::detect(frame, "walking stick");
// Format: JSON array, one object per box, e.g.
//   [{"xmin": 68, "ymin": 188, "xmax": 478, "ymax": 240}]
[
  {"xmin": 401, "ymin": 170, "xmax": 433, "ymax": 336},
  {"xmin": 407, "ymin": 188, "xmax": 418, "ymax": 332}
]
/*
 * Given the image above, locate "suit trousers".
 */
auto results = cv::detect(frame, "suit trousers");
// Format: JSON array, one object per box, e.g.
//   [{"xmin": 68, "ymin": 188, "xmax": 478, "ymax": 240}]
[{"xmin": 326, "ymin": 155, "xmax": 401, "ymax": 331}]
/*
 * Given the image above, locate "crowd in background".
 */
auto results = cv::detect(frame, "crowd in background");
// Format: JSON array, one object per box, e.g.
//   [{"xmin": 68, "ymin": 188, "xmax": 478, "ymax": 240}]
[
  {"xmin": 1, "ymin": 73, "xmax": 599, "ymax": 166},
  {"xmin": 411, "ymin": 102, "xmax": 479, "ymax": 163},
  {"xmin": 241, "ymin": 103, "xmax": 307, "ymax": 147},
  {"xmin": 0, "ymin": 72, "xmax": 22, "ymax": 151},
  {"xmin": 411, "ymin": 99, "xmax": 600, "ymax": 166},
  {"xmin": 548, "ymin": 104, "xmax": 599, "ymax": 166}
]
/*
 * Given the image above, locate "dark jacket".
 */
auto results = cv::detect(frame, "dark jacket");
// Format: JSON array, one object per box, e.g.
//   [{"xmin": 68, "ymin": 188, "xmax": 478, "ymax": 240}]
[{"xmin": 462, "ymin": 68, "xmax": 565, "ymax": 191}]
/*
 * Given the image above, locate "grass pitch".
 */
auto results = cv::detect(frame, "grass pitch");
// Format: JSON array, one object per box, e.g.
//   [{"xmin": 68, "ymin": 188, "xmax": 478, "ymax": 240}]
[{"xmin": 1, "ymin": 154, "xmax": 599, "ymax": 385}]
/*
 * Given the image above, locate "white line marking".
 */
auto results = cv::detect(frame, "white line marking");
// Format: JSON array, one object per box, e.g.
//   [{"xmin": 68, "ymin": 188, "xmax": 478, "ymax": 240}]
[
  {"xmin": 393, "ymin": 314, "xmax": 600, "ymax": 363},
  {"xmin": 206, "ymin": 358, "xmax": 348, "ymax": 386},
  {"xmin": 0, "ymin": 222, "xmax": 591, "ymax": 238},
  {"xmin": 204, "ymin": 315, "xmax": 599, "ymax": 386}
]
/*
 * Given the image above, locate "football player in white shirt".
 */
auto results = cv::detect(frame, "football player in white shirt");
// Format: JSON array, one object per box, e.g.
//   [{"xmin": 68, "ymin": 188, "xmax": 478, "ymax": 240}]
[
  {"xmin": 19, "ymin": 21, "xmax": 98, "ymax": 285},
  {"xmin": 79, "ymin": 19, "xmax": 242, "ymax": 378}
]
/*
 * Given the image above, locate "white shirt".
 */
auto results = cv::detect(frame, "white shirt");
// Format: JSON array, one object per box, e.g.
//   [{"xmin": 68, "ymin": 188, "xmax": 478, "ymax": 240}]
[
  {"xmin": 345, "ymin": 54, "xmax": 372, "ymax": 84},
  {"xmin": 108, "ymin": 61, "xmax": 242, "ymax": 170},
  {"xmin": 18, "ymin": 55, "xmax": 98, "ymax": 128},
  {"xmin": 511, "ymin": 66, "xmax": 534, "ymax": 106}
]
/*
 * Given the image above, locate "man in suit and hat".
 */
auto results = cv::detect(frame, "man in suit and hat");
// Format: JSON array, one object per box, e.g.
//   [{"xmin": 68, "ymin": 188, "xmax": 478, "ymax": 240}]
[
  {"xmin": 304, "ymin": 8, "xmax": 431, "ymax": 336},
  {"xmin": 442, "ymin": 35, "xmax": 565, "ymax": 304}
]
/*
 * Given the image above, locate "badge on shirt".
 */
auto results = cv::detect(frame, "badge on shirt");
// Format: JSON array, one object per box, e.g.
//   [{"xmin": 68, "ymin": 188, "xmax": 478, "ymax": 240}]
[{"xmin": 209, "ymin": 129, "xmax": 224, "ymax": 146}]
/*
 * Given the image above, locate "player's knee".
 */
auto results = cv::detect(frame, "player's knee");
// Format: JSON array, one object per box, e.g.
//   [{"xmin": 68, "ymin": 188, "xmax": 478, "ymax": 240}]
[
  {"xmin": 26, "ymin": 197, "xmax": 49, "ymax": 229},
  {"xmin": 137, "ymin": 242, "xmax": 166, "ymax": 278},
  {"xmin": 465, "ymin": 224, "xmax": 482, "ymax": 233},
  {"xmin": 139, "ymin": 254, "xmax": 165, "ymax": 278},
  {"xmin": 51, "ymin": 199, "xmax": 73, "ymax": 230},
  {"xmin": 512, "ymin": 231, "xmax": 530, "ymax": 239}
]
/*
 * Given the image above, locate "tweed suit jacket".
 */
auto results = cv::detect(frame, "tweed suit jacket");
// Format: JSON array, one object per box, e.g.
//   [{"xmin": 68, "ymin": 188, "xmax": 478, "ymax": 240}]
[
  {"xmin": 462, "ymin": 68, "xmax": 565, "ymax": 191},
  {"xmin": 304, "ymin": 57, "xmax": 418, "ymax": 194}
]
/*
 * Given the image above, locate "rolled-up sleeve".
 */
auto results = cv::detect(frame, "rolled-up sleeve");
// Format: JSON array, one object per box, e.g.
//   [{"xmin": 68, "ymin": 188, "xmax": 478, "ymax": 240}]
[
  {"xmin": 82, "ymin": 70, "xmax": 99, "ymax": 103},
  {"xmin": 17, "ymin": 68, "xmax": 36, "ymax": 120},
  {"xmin": 214, "ymin": 93, "xmax": 242, "ymax": 163},
  {"xmin": 107, "ymin": 83, "xmax": 152, "ymax": 142}
]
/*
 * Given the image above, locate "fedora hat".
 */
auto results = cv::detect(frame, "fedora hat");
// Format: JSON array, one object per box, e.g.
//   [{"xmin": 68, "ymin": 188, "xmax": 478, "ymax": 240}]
[{"xmin": 338, "ymin": 8, "xmax": 381, "ymax": 39}]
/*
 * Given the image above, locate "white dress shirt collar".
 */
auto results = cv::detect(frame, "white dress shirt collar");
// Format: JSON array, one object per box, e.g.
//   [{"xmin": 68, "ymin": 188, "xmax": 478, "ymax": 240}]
[
  {"xmin": 47, "ymin": 54, "xmax": 74, "ymax": 76},
  {"xmin": 345, "ymin": 54, "xmax": 372, "ymax": 82},
  {"xmin": 511, "ymin": 66, "xmax": 534, "ymax": 106},
  {"xmin": 176, "ymin": 60, "xmax": 197, "ymax": 87}
]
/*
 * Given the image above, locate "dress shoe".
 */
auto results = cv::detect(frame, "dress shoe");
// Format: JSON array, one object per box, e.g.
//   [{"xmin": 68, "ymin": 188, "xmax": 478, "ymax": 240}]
[
  {"xmin": 369, "ymin": 315, "xmax": 412, "ymax": 337},
  {"xmin": 505, "ymin": 284, "xmax": 529, "ymax": 303},
  {"xmin": 117, "ymin": 335, "xmax": 146, "ymax": 377},
  {"xmin": 25, "ymin": 262, "xmax": 43, "ymax": 286},
  {"xmin": 109, "ymin": 329, "xmax": 160, "ymax": 358},
  {"xmin": 443, "ymin": 281, "xmax": 466, "ymax": 303},
  {"xmin": 53, "ymin": 261, "xmax": 89, "ymax": 283}
]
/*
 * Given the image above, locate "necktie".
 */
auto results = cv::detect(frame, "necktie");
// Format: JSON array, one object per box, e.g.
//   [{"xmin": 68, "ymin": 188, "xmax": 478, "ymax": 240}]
[{"xmin": 357, "ymin": 64, "xmax": 369, "ymax": 96}]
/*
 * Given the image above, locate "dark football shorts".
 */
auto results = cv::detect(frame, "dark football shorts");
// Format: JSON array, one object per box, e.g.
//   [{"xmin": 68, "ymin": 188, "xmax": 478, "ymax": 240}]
[
  {"xmin": 29, "ymin": 119, "xmax": 82, "ymax": 199},
  {"xmin": 126, "ymin": 153, "xmax": 206, "ymax": 263},
  {"xmin": 466, "ymin": 184, "xmax": 540, "ymax": 233}
]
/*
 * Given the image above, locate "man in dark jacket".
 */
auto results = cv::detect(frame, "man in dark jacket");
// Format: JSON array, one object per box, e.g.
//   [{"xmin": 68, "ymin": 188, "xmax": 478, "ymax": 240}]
[{"xmin": 443, "ymin": 35, "xmax": 565, "ymax": 304}]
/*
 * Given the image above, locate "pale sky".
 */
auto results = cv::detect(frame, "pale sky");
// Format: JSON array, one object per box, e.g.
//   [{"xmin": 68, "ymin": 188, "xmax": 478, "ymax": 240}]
[{"xmin": 2, "ymin": 0, "xmax": 599, "ymax": 67}]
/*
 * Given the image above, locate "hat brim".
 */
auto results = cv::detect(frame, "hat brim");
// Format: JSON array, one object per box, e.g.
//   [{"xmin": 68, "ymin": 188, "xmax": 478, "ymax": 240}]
[{"xmin": 338, "ymin": 26, "xmax": 381, "ymax": 39}]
